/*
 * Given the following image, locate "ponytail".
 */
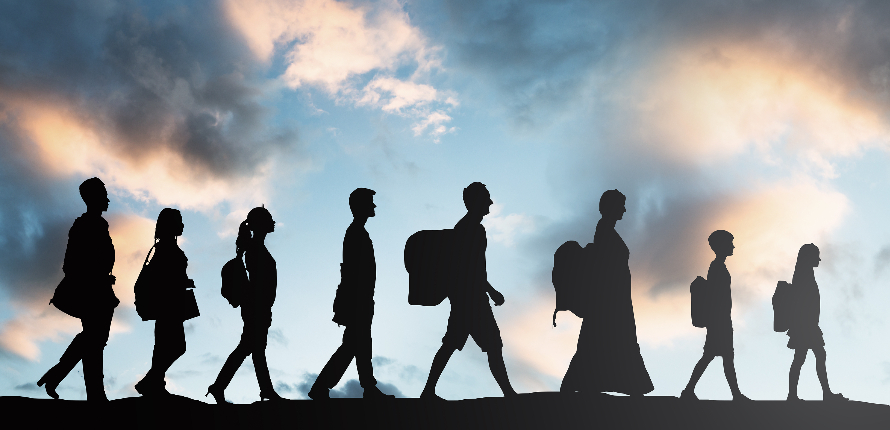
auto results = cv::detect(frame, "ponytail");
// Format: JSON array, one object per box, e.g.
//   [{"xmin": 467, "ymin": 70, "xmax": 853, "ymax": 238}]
[{"xmin": 235, "ymin": 220, "xmax": 251, "ymax": 256}]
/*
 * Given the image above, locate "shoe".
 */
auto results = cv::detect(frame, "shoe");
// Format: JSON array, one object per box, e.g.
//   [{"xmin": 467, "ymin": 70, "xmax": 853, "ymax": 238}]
[
  {"xmin": 680, "ymin": 389, "xmax": 698, "ymax": 401},
  {"xmin": 363, "ymin": 386, "xmax": 395, "ymax": 399},
  {"xmin": 206, "ymin": 384, "xmax": 228, "ymax": 404},
  {"xmin": 37, "ymin": 371, "xmax": 60, "ymax": 400},
  {"xmin": 786, "ymin": 395, "xmax": 803, "ymax": 402},
  {"xmin": 136, "ymin": 378, "xmax": 171, "ymax": 397},
  {"xmin": 259, "ymin": 390, "xmax": 284, "ymax": 401},
  {"xmin": 420, "ymin": 391, "xmax": 446, "ymax": 401},
  {"xmin": 307, "ymin": 386, "xmax": 330, "ymax": 400},
  {"xmin": 824, "ymin": 392, "xmax": 848, "ymax": 402},
  {"xmin": 732, "ymin": 393, "xmax": 753, "ymax": 402}
]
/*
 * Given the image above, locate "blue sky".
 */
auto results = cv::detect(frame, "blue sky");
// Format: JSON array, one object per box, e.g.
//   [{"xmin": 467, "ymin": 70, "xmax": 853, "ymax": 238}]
[{"xmin": 3, "ymin": 0, "xmax": 890, "ymax": 404}]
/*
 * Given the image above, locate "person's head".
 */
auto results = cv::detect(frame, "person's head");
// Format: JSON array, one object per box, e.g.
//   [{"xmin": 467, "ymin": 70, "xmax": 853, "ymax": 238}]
[
  {"xmin": 708, "ymin": 230, "xmax": 734, "ymax": 257},
  {"xmin": 463, "ymin": 182, "xmax": 492, "ymax": 215},
  {"xmin": 599, "ymin": 189, "xmax": 626, "ymax": 220},
  {"xmin": 79, "ymin": 177, "xmax": 109, "ymax": 212},
  {"xmin": 349, "ymin": 188, "xmax": 376, "ymax": 218},
  {"xmin": 796, "ymin": 243, "xmax": 820, "ymax": 268},
  {"xmin": 246, "ymin": 206, "xmax": 275, "ymax": 234},
  {"xmin": 236, "ymin": 206, "xmax": 274, "ymax": 253},
  {"xmin": 154, "ymin": 208, "xmax": 183, "ymax": 240}
]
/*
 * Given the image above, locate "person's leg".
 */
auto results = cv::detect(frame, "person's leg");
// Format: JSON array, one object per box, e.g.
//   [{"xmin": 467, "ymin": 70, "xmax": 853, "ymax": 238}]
[
  {"xmin": 813, "ymin": 346, "xmax": 831, "ymax": 395},
  {"xmin": 421, "ymin": 345, "xmax": 456, "ymax": 398},
  {"xmin": 487, "ymin": 347, "xmax": 516, "ymax": 396},
  {"xmin": 38, "ymin": 323, "xmax": 90, "ymax": 399},
  {"xmin": 309, "ymin": 327, "xmax": 357, "ymax": 398},
  {"xmin": 722, "ymin": 353, "xmax": 748, "ymax": 400},
  {"xmin": 788, "ymin": 348, "xmax": 807, "ymax": 400},
  {"xmin": 145, "ymin": 320, "xmax": 186, "ymax": 389},
  {"xmin": 81, "ymin": 310, "xmax": 113, "ymax": 401},
  {"xmin": 249, "ymin": 311, "xmax": 281, "ymax": 399},
  {"xmin": 682, "ymin": 353, "xmax": 715, "ymax": 398},
  {"xmin": 211, "ymin": 324, "xmax": 252, "ymax": 390}
]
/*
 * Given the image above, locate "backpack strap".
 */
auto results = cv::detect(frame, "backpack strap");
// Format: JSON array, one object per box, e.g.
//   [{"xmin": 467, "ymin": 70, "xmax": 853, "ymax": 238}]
[{"xmin": 142, "ymin": 242, "xmax": 157, "ymax": 267}]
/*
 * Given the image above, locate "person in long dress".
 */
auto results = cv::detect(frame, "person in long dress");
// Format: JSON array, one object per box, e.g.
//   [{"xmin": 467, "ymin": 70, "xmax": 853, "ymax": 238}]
[
  {"xmin": 560, "ymin": 189, "xmax": 653, "ymax": 395},
  {"xmin": 786, "ymin": 243, "xmax": 846, "ymax": 402},
  {"xmin": 207, "ymin": 206, "xmax": 283, "ymax": 403}
]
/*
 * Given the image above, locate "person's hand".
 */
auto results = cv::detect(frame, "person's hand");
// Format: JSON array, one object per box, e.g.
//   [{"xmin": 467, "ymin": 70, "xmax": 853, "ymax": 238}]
[{"xmin": 489, "ymin": 289, "xmax": 505, "ymax": 306}]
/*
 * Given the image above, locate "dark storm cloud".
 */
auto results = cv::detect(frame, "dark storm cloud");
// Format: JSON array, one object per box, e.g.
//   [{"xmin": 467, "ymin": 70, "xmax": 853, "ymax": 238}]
[{"xmin": 0, "ymin": 0, "xmax": 301, "ymax": 304}]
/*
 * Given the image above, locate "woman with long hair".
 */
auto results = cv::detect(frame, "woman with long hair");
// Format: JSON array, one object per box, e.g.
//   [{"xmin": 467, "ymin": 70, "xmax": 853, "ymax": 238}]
[
  {"xmin": 135, "ymin": 208, "xmax": 195, "ymax": 396},
  {"xmin": 207, "ymin": 207, "xmax": 283, "ymax": 402},
  {"xmin": 786, "ymin": 243, "xmax": 846, "ymax": 401}
]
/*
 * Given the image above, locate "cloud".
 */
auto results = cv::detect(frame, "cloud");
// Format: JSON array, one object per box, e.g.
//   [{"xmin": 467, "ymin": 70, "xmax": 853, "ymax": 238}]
[
  {"xmin": 0, "ymin": 0, "xmax": 307, "ymax": 361},
  {"xmin": 224, "ymin": 0, "xmax": 456, "ymax": 140},
  {"xmin": 483, "ymin": 203, "xmax": 536, "ymax": 247}
]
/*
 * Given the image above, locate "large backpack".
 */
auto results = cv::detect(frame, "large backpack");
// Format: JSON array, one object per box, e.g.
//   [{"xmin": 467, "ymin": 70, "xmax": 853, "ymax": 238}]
[
  {"xmin": 221, "ymin": 255, "xmax": 249, "ymax": 308},
  {"xmin": 552, "ymin": 240, "xmax": 594, "ymax": 326},
  {"xmin": 134, "ymin": 244, "xmax": 158, "ymax": 321},
  {"xmin": 404, "ymin": 229, "xmax": 455, "ymax": 306},
  {"xmin": 689, "ymin": 276, "xmax": 710, "ymax": 328},
  {"xmin": 772, "ymin": 281, "xmax": 793, "ymax": 332}
]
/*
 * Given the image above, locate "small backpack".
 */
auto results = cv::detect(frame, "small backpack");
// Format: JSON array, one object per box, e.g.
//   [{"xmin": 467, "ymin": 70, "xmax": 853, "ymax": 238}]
[
  {"xmin": 772, "ymin": 281, "xmax": 793, "ymax": 332},
  {"xmin": 404, "ymin": 229, "xmax": 455, "ymax": 306},
  {"xmin": 689, "ymin": 276, "xmax": 710, "ymax": 328},
  {"xmin": 221, "ymin": 255, "xmax": 249, "ymax": 308},
  {"xmin": 552, "ymin": 241, "xmax": 593, "ymax": 326},
  {"xmin": 134, "ymin": 244, "xmax": 158, "ymax": 321}
]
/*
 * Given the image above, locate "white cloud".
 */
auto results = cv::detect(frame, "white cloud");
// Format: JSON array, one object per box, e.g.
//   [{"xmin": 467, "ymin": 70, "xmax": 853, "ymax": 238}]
[
  {"xmin": 483, "ymin": 203, "xmax": 536, "ymax": 247},
  {"xmin": 224, "ymin": 0, "xmax": 456, "ymax": 140}
]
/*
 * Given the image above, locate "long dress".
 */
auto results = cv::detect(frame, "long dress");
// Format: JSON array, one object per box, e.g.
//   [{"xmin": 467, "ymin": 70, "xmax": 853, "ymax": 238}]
[{"xmin": 560, "ymin": 219, "xmax": 654, "ymax": 395}]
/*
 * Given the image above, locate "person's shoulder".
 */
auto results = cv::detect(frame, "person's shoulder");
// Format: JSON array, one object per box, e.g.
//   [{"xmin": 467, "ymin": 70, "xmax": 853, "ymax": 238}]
[{"xmin": 71, "ymin": 213, "xmax": 108, "ymax": 233}]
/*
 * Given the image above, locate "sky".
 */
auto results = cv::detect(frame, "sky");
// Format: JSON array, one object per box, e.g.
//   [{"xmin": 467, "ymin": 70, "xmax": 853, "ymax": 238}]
[{"xmin": 3, "ymin": 0, "xmax": 890, "ymax": 404}]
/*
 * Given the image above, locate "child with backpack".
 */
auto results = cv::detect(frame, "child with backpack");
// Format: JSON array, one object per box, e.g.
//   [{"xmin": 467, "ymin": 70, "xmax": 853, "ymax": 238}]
[
  {"xmin": 785, "ymin": 243, "xmax": 847, "ymax": 402},
  {"xmin": 681, "ymin": 230, "xmax": 750, "ymax": 401}
]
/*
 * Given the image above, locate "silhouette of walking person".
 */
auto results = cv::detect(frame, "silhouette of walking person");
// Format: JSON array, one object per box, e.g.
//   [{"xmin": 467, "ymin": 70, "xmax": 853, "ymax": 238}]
[
  {"xmin": 207, "ymin": 207, "xmax": 283, "ymax": 403},
  {"xmin": 308, "ymin": 189, "xmax": 394, "ymax": 400},
  {"xmin": 681, "ymin": 230, "xmax": 750, "ymax": 401},
  {"xmin": 786, "ymin": 244, "xmax": 847, "ymax": 402},
  {"xmin": 135, "ymin": 208, "xmax": 197, "ymax": 397},
  {"xmin": 38, "ymin": 177, "xmax": 119, "ymax": 401},
  {"xmin": 420, "ymin": 182, "xmax": 516, "ymax": 400},
  {"xmin": 560, "ymin": 189, "xmax": 653, "ymax": 396}
]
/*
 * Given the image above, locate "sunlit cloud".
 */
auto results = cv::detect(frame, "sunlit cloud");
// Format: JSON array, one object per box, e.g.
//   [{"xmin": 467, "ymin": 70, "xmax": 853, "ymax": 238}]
[{"xmin": 224, "ymin": 0, "xmax": 456, "ymax": 140}]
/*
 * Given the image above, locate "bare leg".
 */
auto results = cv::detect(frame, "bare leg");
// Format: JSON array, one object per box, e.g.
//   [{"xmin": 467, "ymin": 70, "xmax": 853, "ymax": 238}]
[
  {"xmin": 487, "ymin": 348, "xmax": 516, "ymax": 396},
  {"xmin": 683, "ymin": 353, "xmax": 715, "ymax": 396},
  {"xmin": 813, "ymin": 347, "xmax": 831, "ymax": 395},
  {"xmin": 788, "ymin": 349, "xmax": 807, "ymax": 400},
  {"xmin": 421, "ymin": 345, "xmax": 455, "ymax": 398},
  {"xmin": 722, "ymin": 354, "xmax": 748, "ymax": 399}
]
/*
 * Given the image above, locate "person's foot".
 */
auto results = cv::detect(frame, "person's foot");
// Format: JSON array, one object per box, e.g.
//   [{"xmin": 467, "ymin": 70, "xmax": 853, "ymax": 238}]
[
  {"xmin": 259, "ymin": 389, "xmax": 284, "ymax": 401},
  {"xmin": 420, "ymin": 391, "xmax": 446, "ymax": 401},
  {"xmin": 732, "ymin": 393, "xmax": 752, "ymax": 402},
  {"xmin": 680, "ymin": 389, "xmax": 698, "ymax": 401},
  {"xmin": 363, "ymin": 385, "xmax": 395, "ymax": 399},
  {"xmin": 786, "ymin": 394, "xmax": 803, "ymax": 402},
  {"xmin": 823, "ymin": 392, "xmax": 848, "ymax": 402},
  {"xmin": 307, "ymin": 386, "xmax": 330, "ymax": 400},
  {"xmin": 135, "ymin": 378, "xmax": 169, "ymax": 397},
  {"xmin": 206, "ymin": 384, "xmax": 228, "ymax": 404}
]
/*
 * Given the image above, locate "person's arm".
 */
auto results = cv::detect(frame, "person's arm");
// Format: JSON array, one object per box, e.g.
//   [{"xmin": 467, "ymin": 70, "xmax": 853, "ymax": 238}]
[{"xmin": 485, "ymin": 282, "xmax": 505, "ymax": 306}]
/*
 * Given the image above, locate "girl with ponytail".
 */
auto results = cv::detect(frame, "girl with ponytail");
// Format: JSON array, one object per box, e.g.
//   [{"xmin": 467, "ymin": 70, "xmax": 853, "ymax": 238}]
[{"xmin": 208, "ymin": 207, "xmax": 284, "ymax": 402}]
